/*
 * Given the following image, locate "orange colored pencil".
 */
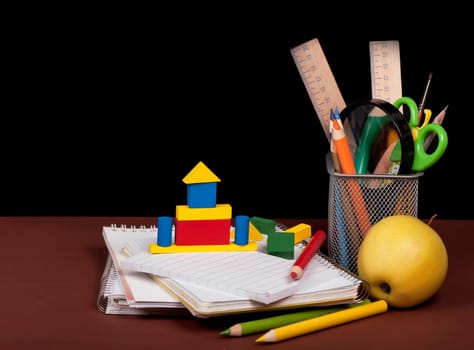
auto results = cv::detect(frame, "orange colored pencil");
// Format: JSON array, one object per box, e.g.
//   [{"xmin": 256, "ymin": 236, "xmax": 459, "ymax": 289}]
[
  {"xmin": 331, "ymin": 118, "xmax": 371, "ymax": 235},
  {"xmin": 331, "ymin": 118, "xmax": 356, "ymax": 174}
]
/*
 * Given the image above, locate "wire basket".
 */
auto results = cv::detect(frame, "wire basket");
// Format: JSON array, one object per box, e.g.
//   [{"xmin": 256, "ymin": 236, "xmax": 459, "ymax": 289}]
[{"xmin": 326, "ymin": 154, "xmax": 423, "ymax": 274}]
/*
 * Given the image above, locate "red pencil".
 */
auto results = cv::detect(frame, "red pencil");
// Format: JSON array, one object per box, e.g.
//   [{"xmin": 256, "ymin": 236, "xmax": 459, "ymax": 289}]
[{"xmin": 290, "ymin": 230, "xmax": 327, "ymax": 280}]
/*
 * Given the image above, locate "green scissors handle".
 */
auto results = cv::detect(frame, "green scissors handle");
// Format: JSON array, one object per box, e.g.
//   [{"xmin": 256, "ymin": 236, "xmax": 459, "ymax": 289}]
[
  {"xmin": 393, "ymin": 96, "xmax": 419, "ymax": 129},
  {"xmin": 390, "ymin": 96, "xmax": 448, "ymax": 172},
  {"xmin": 411, "ymin": 123, "xmax": 448, "ymax": 171}
]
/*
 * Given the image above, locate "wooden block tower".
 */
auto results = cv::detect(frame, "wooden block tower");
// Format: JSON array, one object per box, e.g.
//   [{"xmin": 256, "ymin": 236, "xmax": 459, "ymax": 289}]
[
  {"xmin": 175, "ymin": 161, "xmax": 231, "ymax": 245},
  {"xmin": 149, "ymin": 161, "xmax": 258, "ymax": 253}
]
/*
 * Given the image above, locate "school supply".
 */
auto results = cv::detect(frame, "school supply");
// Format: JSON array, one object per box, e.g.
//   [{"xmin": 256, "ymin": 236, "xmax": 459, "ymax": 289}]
[
  {"xmin": 290, "ymin": 230, "xmax": 326, "ymax": 280},
  {"xmin": 99, "ymin": 224, "xmax": 186, "ymax": 313},
  {"xmin": 255, "ymin": 299, "xmax": 388, "ymax": 343},
  {"xmin": 389, "ymin": 97, "xmax": 448, "ymax": 172},
  {"xmin": 219, "ymin": 299, "xmax": 370, "ymax": 337},
  {"xmin": 115, "ymin": 225, "xmax": 369, "ymax": 318},
  {"xmin": 96, "ymin": 254, "xmax": 188, "ymax": 315},
  {"xmin": 290, "ymin": 38, "xmax": 356, "ymax": 150}
]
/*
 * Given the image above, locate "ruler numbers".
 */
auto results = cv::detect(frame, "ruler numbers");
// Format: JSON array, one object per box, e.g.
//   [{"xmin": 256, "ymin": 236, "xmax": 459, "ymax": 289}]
[
  {"xmin": 291, "ymin": 39, "xmax": 347, "ymax": 142},
  {"xmin": 369, "ymin": 41, "xmax": 402, "ymax": 102}
]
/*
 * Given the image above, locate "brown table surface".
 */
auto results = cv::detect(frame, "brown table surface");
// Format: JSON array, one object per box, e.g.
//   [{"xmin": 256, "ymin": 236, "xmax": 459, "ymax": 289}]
[{"xmin": 1, "ymin": 217, "xmax": 473, "ymax": 349}]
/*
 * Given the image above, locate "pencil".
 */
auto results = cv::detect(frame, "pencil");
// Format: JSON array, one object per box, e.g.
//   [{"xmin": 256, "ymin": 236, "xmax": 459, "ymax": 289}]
[
  {"xmin": 329, "ymin": 109, "xmax": 342, "ymax": 172},
  {"xmin": 424, "ymin": 104, "xmax": 448, "ymax": 151},
  {"xmin": 220, "ymin": 299, "xmax": 371, "ymax": 336},
  {"xmin": 255, "ymin": 299, "xmax": 388, "ymax": 343},
  {"xmin": 289, "ymin": 230, "xmax": 326, "ymax": 280},
  {"xmin": 331, "ymin": 115, "xmax": 356, "ymax": 174},
  {"xmin": 331, "ymin": 115, "xmax": 372, "ymax": 235}
]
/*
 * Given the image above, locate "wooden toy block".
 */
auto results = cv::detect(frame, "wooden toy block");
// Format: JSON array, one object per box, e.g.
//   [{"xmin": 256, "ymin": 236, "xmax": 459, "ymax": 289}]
[
  {"xmin": 149, "ymin": 241, "xmax": 258, "ymax": 254},
  {"xmin": 284, "ymin": 223, "xmax": 312, "ymax": 243},
  {"xmin": 266, "ymin": 231, "xmax": 295, "ymax": 259},
  {"xmin": 175, "ymin": 219, "xmax": 230, "ymax": 245},
  {"xmin": 250, "ymin": 216, "xmax": 276, "ymax": 235},
  {"xmin": 182, "ymin": 161, "xmax": 221, "ymax": 208},
  {"xmin": 230, "ymin": 221, "xmax": 265, "ymax": 242},
  {"xmin": 234, "ymin": 215, "xmax": 250, "ymax": 246},
  {"xmin": 248, "ymin": 222, "xmax": 264, "ymax": 241},
  {"xmin": 182, "ymin": 161, "xmax": 221, "ymax": 184},
  {"xmin": 176, "ymin": 204, "xmax": 232, "ymax": 221},
  {"xmin": 157, "ymin": 216, "xmax": 173, "ymax": 247},
  {"xmin": 187, "ymin": 182, "xmax": 217, "ymax": 208}
]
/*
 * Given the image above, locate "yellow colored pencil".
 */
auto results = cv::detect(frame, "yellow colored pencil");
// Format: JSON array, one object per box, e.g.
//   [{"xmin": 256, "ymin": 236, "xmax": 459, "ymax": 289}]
[{"xmin": 255, "ymin": 299, "xmax": 388, "ymax": 343}]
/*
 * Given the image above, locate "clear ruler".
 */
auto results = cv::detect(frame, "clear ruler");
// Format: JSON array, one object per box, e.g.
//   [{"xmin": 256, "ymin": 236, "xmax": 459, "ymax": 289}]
[
  {"xmin": 369, "ymin": 40, "xmax": 402, "ymax": 102},
  {"xmin": 291, "ymin": 38, "xmax": 353, "ymax": 144}
]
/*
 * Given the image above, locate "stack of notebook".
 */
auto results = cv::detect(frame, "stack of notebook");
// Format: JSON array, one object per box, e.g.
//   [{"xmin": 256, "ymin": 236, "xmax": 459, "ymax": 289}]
[{"xmin": 97, "ymin": 224, "xmax": 369, "ymax": 318}]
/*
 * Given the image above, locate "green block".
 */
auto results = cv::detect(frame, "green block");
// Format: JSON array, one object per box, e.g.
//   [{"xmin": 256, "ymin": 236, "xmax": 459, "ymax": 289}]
[
  {"xmin": 250, "ymin": 216, "xmax": 276, "ymax": 235},
  {"xmin": 266, "ymin": 232, "xmax": 294, "ymax": 259}
]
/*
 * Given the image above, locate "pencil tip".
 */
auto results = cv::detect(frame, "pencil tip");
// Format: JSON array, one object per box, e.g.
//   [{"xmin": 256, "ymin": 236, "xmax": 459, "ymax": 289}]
[{"xmin": 219, "ymin": 329, "xmax": 230, "ymax": 336}]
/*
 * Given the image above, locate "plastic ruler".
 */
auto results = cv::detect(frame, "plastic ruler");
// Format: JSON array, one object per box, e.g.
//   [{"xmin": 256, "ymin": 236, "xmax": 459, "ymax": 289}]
[
  {"xmin": 369, "ymin": 40, "xmax": 402, "ymax": 102},
  {"xmin": 291, "ymin": 38, "xmax": 354, "ymax": 145}
]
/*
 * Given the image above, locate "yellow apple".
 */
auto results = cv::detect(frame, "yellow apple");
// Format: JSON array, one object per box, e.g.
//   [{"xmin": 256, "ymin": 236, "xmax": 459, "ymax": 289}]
[{"xmin": 357, "ymin": 215, "xmax": 448, "ymax": 308}]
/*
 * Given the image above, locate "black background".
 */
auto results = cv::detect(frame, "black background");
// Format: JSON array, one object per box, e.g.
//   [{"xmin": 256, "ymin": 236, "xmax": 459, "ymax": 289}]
[{"xmin": 3, "ymin": 5, "xmax": 472, "ymax": 219}]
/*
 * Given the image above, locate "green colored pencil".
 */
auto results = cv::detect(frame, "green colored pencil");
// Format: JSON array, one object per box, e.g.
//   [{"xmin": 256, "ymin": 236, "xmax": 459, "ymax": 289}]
[{"xmin": 219, "ymin": 299, "xmax": 371, "ymax": 336}]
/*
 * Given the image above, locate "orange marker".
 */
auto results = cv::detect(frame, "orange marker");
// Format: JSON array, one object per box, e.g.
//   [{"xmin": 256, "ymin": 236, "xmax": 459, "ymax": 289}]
[{"xmin": 290, "ymin": 230, "xmax": 326, "ymax": 280}]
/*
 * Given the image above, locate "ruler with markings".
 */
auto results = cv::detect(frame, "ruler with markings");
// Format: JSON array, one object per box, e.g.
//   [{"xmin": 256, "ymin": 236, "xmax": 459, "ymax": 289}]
[
  {"xmin": 291, "ymin": 38, "xmax": 353, "ymax": 144},
  {"xmin": 369, "ymin": 40, "xmax": 402, "ymax": 102}
]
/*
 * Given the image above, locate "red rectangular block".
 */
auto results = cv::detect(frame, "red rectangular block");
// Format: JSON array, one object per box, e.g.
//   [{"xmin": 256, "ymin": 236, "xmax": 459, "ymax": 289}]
[{"xmin": 175, "ymin": 219, "xmax": 231, "ymax": 245}]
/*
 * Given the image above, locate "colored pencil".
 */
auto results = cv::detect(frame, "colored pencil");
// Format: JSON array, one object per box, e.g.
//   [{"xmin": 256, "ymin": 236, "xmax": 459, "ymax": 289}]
[
  {"xmin": 289, "ymin": 230, "xmax": 326, "ymax": 280},
  {"xmin": 331, "ymin": 115, "xmax": 371, "ymax": 235},
  {"xmin": 255, "ymin": 300, "xmax": 388, "ymax": 343},
  {"xmin": 331, "ymin": 115, "xmax": 356, "ymax": 174},
  {"xmin": 424, "ymin": 104, "xmax": 448, "ymax": 151},
  {"xmin": 219, "ymin": 299, "xmax": 370, "ymax": 337}
]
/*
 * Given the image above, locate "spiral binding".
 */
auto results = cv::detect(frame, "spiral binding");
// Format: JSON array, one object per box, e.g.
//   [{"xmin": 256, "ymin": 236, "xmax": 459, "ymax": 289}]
[
  {"xmin": 97, "ymin": 254, "xmax": 114, "ymax": 313},
  {"xmin": 315, "ymin": 251, "xmax": 370, "ymax": 302}
]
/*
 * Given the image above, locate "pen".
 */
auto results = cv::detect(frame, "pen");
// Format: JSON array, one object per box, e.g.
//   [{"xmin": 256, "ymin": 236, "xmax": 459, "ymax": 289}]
[
  {"xmin": 255, "ymin": 299, "xmax": 388, "ymax": 343},
  {"xmin": 219, "ymin": 299, "xmax": 371, "ymax": 337},
  {"xmin": 290, "ymin": 230, "xmax": 326, "ymax": 280}
]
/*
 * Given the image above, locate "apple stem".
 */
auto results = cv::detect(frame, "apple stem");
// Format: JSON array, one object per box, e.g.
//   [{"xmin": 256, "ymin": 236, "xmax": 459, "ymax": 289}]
[
  {"xmin": 380, "ymin": 282, "xmax": 391, "ymax": 294},
  {"xmin": 428, "ymin": 214, "xmax": 437, "ymax": 226}
]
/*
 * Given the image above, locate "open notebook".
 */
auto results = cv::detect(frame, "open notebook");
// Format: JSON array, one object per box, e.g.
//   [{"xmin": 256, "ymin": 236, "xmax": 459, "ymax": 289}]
[{"xmin": 117, "ymin": 225, "xmax": 370, "ymax": 318}]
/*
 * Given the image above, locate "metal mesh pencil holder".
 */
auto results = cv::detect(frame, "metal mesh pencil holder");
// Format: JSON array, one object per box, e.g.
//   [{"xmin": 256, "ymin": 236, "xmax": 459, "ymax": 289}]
[{"xmin": 326, "ymin": 154, "xmax": 423, "ymax": 274}]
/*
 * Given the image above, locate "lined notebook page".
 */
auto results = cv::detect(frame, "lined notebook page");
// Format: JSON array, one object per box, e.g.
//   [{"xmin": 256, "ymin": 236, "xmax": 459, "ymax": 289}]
[
  {"xmin": 123, "ymin": 237, "xmax": 359, "ymax": 304},
  {"xmin": 122, "ymin": 250, "xmax": 345, "ymax": 304}
]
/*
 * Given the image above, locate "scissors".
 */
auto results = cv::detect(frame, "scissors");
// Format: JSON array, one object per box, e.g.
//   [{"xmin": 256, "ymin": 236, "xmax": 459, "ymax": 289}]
[{"xmin": 390, "ymin": 96, "xmax": 448, "ymax": 172}]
